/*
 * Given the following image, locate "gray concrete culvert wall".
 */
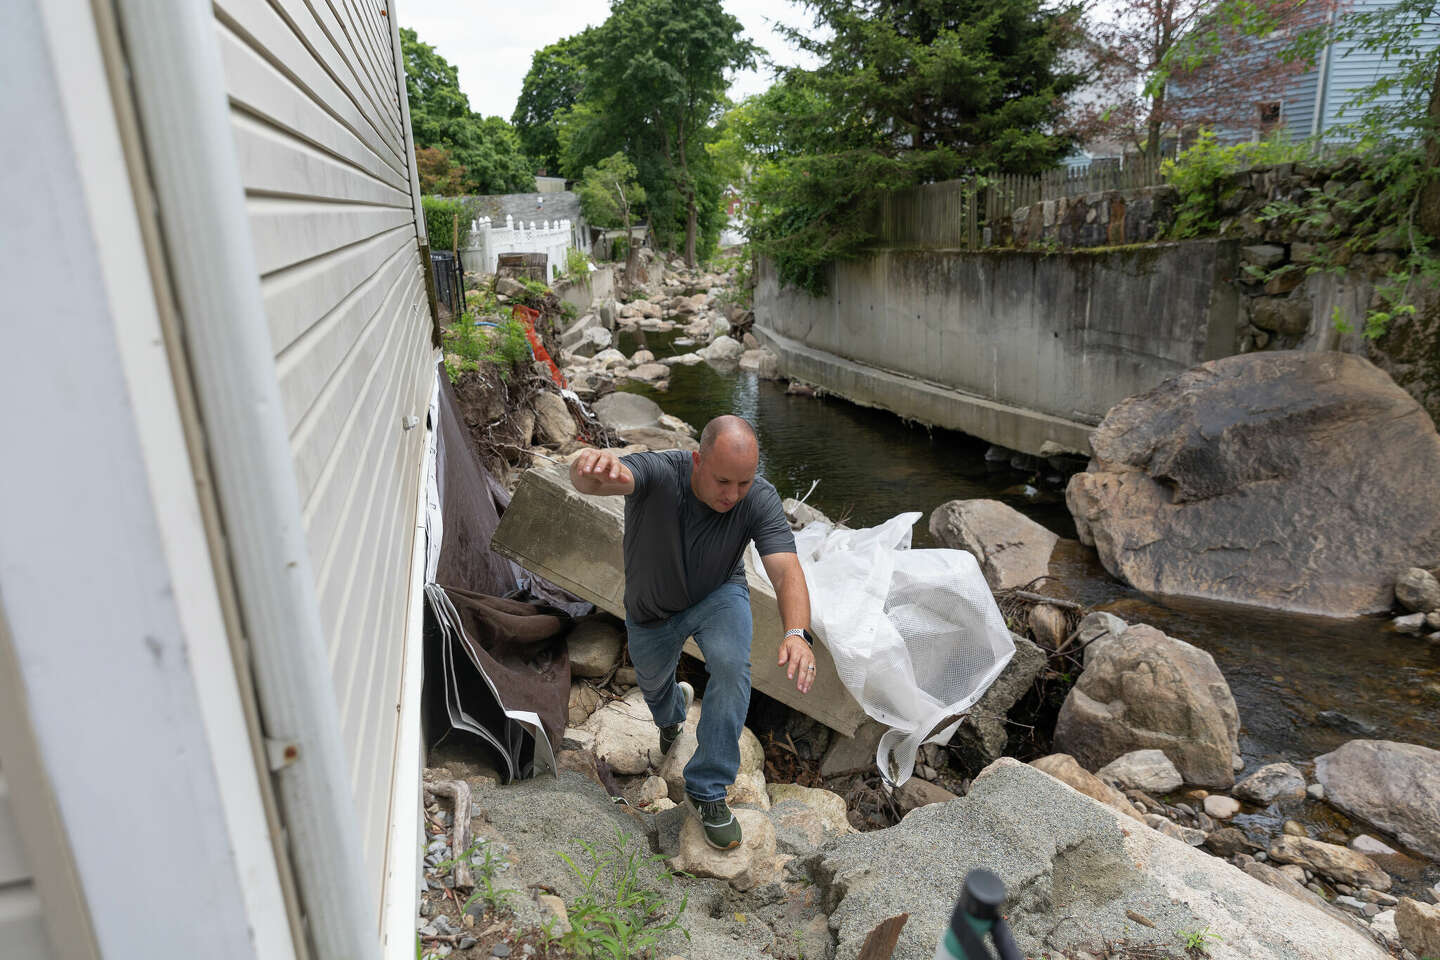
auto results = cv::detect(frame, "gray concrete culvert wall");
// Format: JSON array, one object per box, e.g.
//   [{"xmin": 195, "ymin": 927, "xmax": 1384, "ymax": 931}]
[{"xmin": 754, "ymin": 242, "xmax": 1242, "ymax": 456}]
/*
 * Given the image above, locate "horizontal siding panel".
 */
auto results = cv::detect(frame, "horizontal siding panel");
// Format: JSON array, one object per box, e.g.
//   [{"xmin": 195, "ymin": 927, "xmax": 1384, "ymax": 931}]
[
  {"xmin": 220, "ymin": 0, "xmax": 433, "ymax": 921},
  {"xmin": 262, "ymin": 224, "xmax": 412, "ymax": 354},
  {"xmin": 246, "ymin": 197, "xmax": 412, "ymax": 276},
  {"xmin": 232, "ymin": 111, "xmax": 410, "ymax": 209},
  {"xmin": 277, "ymin": 0, "xmax": 402, "ymax": 143},
  {"xmin": 320, "ymin": 306, "xmax": 428, "ymax": 688},
  {"xmin": 275, "ymin": 0, "xmax": 403, "ymax": 149},
  {"xmin": 329, "ymin": 0, "xmax": 404, "ymax": 134},
  {"xmin": 274, "ymin": 241, "xmax": 413, "ymax": 432},
  {"xmin": 216, "ymin": 0, "xmax": 405, "ymax": 179},
  {"xmin": 1284, "ymin": 68, "xmax": 1319, "ymax": 141},
  {"xmin": 0, "ymin": 886, "xmax": 51, "ymax": 958},
  {"xmin": 300, "ymin": 287, "xmax": 428, "ymax": 582},
  {"xmin": 219, "ymin": 26, "xmax": 406, "ymax": 194},
  {"xmin": 289, "ymin": 266, "xmax": 421, "ymax": 507}
]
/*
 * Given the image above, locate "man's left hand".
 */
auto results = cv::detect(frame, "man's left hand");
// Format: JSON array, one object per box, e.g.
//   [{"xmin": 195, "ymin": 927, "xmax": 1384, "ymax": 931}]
[{"xmin": 778, "ymin": 633, "xmax": 816, "ymax": 694}]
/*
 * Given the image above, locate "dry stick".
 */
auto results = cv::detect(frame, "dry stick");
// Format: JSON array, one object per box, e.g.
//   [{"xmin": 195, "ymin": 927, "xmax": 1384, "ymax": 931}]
[
  {"xmin": 424, "ymin": 779, "xmax": 475, "ymax": 889},
  {"xmin": 1001, "ymin": 590, "xmax": 1083, "ymax": 610}
]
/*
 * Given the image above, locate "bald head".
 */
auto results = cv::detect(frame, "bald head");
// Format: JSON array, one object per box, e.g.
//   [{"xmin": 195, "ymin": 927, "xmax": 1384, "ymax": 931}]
[
  {"xmin": 699, "ymin": 415, "xmax": 757, "ymax": 458},
  {"xmin": 691, "ymin": 416, "xmax": 758, "ymax": 512}
]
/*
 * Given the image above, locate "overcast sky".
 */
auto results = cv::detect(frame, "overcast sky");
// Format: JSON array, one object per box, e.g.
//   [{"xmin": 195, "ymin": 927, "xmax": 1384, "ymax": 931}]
[{"xmin": 397, "ymin": 0, "xmax": 820, "ymax": 121}]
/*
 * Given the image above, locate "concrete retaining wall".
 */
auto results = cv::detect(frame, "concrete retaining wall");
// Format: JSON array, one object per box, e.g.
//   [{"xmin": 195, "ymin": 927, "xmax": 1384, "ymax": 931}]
[
  {"xmin": 554, "ymin": 265, "xmax": 615, "ymax": 316},
  {"xmin": 755, "ymin": 242, "xmax": 1241, "ymax": 455}
]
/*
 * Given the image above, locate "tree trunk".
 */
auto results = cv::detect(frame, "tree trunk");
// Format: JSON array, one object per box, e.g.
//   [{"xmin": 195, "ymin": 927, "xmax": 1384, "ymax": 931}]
[
  {"xmin": 1145, "ymin": 88, "xmax": 1166, "ymax": 162},
  {"xmin": 622, "ymin": 204, "xmax": 638, "ymax": 288},
  {"xmin": 685, "ymin": 197, "xmax": 697, "ymax": 268},
  {"xmin": 1419, "ymin": 58, "xmax": 1440, "ymax": 241}
]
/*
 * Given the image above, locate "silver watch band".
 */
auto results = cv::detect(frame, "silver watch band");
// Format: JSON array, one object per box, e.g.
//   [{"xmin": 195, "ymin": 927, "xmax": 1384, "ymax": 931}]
[{"xmin": 784, "ymin": 627, "xmax": 811, "ymax": 644}]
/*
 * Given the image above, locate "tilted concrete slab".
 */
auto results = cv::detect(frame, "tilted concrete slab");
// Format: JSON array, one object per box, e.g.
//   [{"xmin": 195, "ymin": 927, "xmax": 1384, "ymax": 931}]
[{"xmin": 492, "ymin": 460, "xmax": 869, "ymax": 736}]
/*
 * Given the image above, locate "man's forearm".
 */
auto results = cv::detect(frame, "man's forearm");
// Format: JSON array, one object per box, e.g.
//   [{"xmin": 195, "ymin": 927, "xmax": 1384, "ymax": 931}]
[{"xmin": 773, "ymin": 566, "xmax": 811, "ymax": 633}]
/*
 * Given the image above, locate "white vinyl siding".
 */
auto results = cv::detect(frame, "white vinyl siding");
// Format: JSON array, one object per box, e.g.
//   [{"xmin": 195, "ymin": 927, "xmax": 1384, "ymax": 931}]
[
  {"xmin": 215, "ymin": 0, "xmax": 434, "ymax": 919},
  {"xmin": 0, "ymin": 769, "xmax": 53, "ymax": 957}
]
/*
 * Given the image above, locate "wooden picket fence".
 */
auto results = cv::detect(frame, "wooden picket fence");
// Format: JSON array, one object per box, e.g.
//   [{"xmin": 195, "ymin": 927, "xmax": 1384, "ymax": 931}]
[{"xmin": 872, "ymin": 155, "xmax": 1170, "ymax": 249}]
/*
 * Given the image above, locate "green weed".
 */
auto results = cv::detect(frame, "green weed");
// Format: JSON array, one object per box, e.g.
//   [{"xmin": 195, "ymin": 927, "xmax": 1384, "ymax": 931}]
[
  {"xmin": 442, "ymin": 312, "xmax": 532, "ymax": 383},
  {"xmin": 1179, "ymin": 926, "xmax": 1221, "ymax": 956},
  {"xmin": 556, "ymin": 829, "xmax": 689, "ymax": 959}
]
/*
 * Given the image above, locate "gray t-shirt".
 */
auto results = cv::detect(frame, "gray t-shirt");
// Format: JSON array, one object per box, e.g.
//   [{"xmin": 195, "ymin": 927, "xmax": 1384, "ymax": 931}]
[{"xmin": 620, "ymin": 449, "xmax": 796, "ymax": 625}]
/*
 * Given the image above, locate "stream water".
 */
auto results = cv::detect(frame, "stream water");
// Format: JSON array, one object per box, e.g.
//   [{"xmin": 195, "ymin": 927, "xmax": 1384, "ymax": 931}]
[{"xmin": 615, "ymin": 329, "xmax": 1440, "ymax": 841}]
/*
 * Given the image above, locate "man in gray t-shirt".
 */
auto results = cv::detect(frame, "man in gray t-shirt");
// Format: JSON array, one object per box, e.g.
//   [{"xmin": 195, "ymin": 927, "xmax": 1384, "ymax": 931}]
[{"xmin": 569, "ymin": 415, "xmax": 815, "ymax": 851}]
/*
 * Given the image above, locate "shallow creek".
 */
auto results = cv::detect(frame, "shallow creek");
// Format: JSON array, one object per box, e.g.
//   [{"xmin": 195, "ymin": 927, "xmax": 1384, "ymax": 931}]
[{"xmin": 614, "ymin": 326, "xmax": 1440, "ymax": 892}]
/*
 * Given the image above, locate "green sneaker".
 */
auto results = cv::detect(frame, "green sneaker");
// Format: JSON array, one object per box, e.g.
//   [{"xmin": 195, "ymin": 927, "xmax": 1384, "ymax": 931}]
[
  {"xmin": 686, "ymin": 794, "xmax": 742, "ymax": 850},
  {"xmin": 657, "ymin": 681, "xmax": 694, "ymax": 757}
]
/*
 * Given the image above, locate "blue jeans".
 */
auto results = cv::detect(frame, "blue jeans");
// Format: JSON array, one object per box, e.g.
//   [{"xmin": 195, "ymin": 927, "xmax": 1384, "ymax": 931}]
[{"xmin": 625, "ymin": 581, "xmax": 752, "ymax": 803}]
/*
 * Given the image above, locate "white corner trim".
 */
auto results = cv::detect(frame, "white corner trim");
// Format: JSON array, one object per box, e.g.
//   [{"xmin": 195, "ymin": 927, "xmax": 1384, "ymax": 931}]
[{"xmin": 380, "ymin": 380, "xmax": 437, "ymax": 957}]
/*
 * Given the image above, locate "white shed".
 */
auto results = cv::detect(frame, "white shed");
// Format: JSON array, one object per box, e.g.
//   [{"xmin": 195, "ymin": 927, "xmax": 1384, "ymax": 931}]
[{"xmin": 2, "ymin": 0, "xmax": 438, "ymax": 957}]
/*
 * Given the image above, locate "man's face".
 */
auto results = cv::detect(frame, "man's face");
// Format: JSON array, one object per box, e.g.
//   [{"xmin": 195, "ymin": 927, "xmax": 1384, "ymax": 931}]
[{"xmin": 690, "ymin": 439, "xmax": 757, "ymax": 512}]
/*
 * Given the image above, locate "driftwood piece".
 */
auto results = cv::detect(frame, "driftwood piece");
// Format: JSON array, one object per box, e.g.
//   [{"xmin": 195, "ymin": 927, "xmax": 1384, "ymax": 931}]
[
  {"xmin": 999, "ymin": 589, "xmax": 1083, "ymax": 610},
  {"xmin": 424, "ymin": 779, "xmax": 475, "ymax": 889},
  {"xmin": 857, "ymin": 913, "xmax": 910, "ymax": 960}
]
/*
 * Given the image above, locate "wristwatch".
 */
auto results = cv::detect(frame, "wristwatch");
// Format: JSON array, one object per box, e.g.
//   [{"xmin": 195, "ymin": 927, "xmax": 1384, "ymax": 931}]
[{"xmin": 783, "ymin": 627, "xmax": 814, "ymax": 646}]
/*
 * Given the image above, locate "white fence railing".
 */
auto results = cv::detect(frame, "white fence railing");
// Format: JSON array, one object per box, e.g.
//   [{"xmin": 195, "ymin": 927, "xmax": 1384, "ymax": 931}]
[{"xmin": 461, "ymin": 215, "xmax": 585, "ymax": 276}]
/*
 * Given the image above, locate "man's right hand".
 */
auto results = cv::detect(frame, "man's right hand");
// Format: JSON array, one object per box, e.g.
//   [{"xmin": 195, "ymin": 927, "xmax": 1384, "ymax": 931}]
[{"xmin": 569, "ymin": 448, "xmax": 635, "ymax": 496}]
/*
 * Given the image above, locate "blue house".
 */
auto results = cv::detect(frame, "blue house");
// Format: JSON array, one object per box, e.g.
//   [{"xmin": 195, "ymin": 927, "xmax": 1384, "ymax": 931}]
[{"xmin": 1176, "ymin": 0, "xmax": 1439, "ymax": 144}]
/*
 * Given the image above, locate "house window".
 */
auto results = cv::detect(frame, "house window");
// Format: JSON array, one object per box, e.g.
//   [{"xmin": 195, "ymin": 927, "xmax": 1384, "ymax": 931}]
[{"xmin": 1258, "ymin": 101, "xmax": 1282, "ymax": 138}]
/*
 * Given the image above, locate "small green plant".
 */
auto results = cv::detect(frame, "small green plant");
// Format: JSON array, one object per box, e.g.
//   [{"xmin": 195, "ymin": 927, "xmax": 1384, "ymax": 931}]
[
  {"xmin": 434, "ymin": 839, "xmax": 518, "ymax": 917},
  {"xmin": 564, "ymin": 246, "xmax": 593, "ymax": 281},
  {"xmin": 610, "ymin": 235, "xmax": 629, "ymax": 263},
  {"xmin": 516, "ymin": 277, "xmax": 553, "ymax": 307},
  {"xmin": 1162, "ymin": 130, "xmax": 1307, "ymax": 238},
  {"xmin": 442, "ymin": 312, "xmax": 532, "ymax": 383},
  {"xmin": 1179, "ymin": 926, "xmax": 1221, "ymax": 956},
  {"xmin": 465, "ymin": 286, "xmax": 499, "ymax": 316},
  {"xmin": 556, "ymin": 829, "xmax": 689, "ymax": 959}
]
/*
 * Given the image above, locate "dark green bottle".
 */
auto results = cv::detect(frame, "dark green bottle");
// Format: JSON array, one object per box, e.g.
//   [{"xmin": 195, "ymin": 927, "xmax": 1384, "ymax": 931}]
[{"xmin": 933, "ymin": 870, "xmax": 1021, "ymax": 960}]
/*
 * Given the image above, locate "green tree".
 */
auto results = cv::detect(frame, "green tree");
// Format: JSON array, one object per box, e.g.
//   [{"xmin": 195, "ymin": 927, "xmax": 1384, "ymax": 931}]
[
  {"xmin": 512, "ymin": 31, "xmax": 596, "ymax": 176},
  {"xmin": 558, "ymin": 0, "xmax": 757, "ymax": 265},
  {"xmin": 577, "ymin": 153, "xmax": 647, "ymax": 275},
  {"xmin": 401, "ymin": 27, "xmax": 534, "ymax": 194},
  {"xmin": 743, "ymin": 0, "xmax": 1084, "ymax": 293}
]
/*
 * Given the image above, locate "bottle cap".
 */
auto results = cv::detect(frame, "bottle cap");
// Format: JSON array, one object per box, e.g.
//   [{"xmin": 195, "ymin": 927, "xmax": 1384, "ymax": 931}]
[{"xmin": 959, "ymin": 869, "xmax": 1006, "ymax": 921}]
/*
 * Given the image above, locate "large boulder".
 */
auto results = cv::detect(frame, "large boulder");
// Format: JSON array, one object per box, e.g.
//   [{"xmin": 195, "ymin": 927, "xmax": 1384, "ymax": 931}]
[
  {"xmin": 655, "ymin": 698, "xmax": 769, "ymax": 809},
  {"xmin": 1396, "ymin": 897, "xmax": 1440, "ymax": 960},
  {"xmin": 565, "ymin": 616, "xmax": 624, "ymax": 678},
  {"xmin": 1065, "ymin": 352, "xmax": 1440, "ymax": 617},
  {"xmin": 619, "ymin": 426, "xmax": 699, "ymax": 452},
  {"xmin": 698, "ymin": 335, "xmax": 744, "ymax": 365},
  {"xmin": 1095, "ymin": 749, "xmax": 1183, "ymax": 795},
  {"xmin": 532, "ymin": 391, "xmax": 577, "ymax": 445},
  {"xmin": 669, "ymin": 809, "xmax": 780, "ymax": 891},
  {"xmin": 1053, "ymin": 624, "xmax": 1241, "ymax": 787},
  {"xmin": 1266, "ymin": 836, "xmax": 1391, "ymax": 891},
  {"xmin": 927, "ymin": 500, "xmax": 1059, "ymax": 591},
  {"xmin": 1030, "ymin": 753, "xmax": 1145, "ymax": 821},
  {"xmin": 1396, "ymin": 567, "xmax": 1440, "ymax": 613},
  {"xmin": 1314, "ymin": 739, "xmax": 1440, "ymax": 860},
  {"xmin": 813, "ymin": 758, "xmax": 1388, "ymax": 960},
  {"xmin": 947, "ymin": 635, "xmax": 1047, "ymax": 769},
  {"xmin": 580, "ymin": 686, "xmax": 660, "ymax": 775},
  {"xmin": 592, "ymin": 390, "xmax": 662, "ymax": 432},
  {"xmin": 1233, "ymin": 762, "xmax": 1307, "ymax": 805}
]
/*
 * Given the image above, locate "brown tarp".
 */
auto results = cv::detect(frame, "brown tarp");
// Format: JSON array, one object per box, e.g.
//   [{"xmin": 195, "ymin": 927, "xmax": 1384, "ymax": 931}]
[{"xmin": 425, "ymin": 365, "xmax": 588, "ymax": 779}]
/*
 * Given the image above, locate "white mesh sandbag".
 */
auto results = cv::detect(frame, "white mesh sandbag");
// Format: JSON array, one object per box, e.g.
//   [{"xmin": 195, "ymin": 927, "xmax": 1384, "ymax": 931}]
[{"xmin": 750, "ymin": 512, "xmax": 1014, "ymax": 785}]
